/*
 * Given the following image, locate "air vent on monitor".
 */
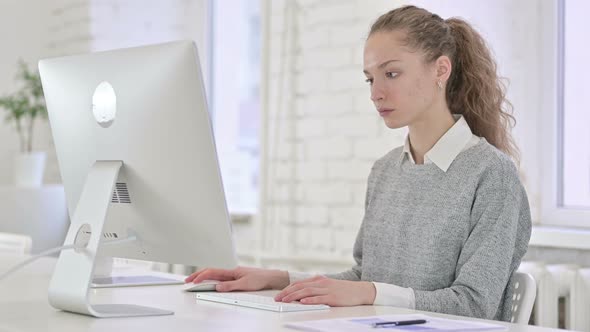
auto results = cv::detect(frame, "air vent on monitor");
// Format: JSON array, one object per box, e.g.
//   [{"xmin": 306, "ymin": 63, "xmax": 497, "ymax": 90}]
[{"xmin": 111, "ymin": 182, "xmax": 131, "ymax": 204}]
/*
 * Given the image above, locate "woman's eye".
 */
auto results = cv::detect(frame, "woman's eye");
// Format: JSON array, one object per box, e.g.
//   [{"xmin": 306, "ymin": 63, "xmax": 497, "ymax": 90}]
[
  {"xmin": 365, "ymin": 78, "xmax": 373, "ymax": 85},
  {"xmin": 386, "ymin": 72, "xmax": 398, "ymax": 79}
]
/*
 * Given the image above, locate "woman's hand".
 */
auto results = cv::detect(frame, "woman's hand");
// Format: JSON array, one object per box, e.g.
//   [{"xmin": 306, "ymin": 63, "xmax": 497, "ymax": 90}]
[
  {"xmin": 185, "ymin": 266, "xmax": 290, "ymax": 292},
  {"xmin": 274, "ymin": 275, "xmax": 376, "ymax": 306}
]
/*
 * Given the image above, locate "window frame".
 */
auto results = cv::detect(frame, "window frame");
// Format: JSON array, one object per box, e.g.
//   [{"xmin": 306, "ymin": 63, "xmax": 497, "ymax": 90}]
[{"xmin": 540, "ymin": 0, "xmax": 590, "ymax": 228}]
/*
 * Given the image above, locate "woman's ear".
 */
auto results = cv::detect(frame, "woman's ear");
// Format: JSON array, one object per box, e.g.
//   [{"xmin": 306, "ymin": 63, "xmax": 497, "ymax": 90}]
[{"xmin": 435, "ymin": 55, "xmax": 452, "ymax": 83}]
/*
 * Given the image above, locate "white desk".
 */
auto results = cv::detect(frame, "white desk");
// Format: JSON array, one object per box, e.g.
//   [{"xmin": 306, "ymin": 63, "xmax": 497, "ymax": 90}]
[{"xmin": 0, "ymin": 255, "xmax": 565, "ymax": 332}]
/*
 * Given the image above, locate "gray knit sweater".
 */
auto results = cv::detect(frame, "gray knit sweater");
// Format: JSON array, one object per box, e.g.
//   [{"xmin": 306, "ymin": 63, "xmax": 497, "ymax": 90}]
[{"xmin": 326, "ymin": 139, "xmax": 531, "ymax": 321}]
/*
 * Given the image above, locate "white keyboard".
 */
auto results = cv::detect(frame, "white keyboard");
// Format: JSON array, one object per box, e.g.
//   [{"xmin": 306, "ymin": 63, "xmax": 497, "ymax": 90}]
[{"xmin": 196, "ymin": 293, "xmax": 330, "ymax": 312}]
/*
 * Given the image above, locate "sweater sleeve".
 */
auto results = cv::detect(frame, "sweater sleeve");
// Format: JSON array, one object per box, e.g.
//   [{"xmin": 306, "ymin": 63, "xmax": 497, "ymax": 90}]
[{"xmin": 413, "ymin": 162, "xmax": 531, "ymax": 319}]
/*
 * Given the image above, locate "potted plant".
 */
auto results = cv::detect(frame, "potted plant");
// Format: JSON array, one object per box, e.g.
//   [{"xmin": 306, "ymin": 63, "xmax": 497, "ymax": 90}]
[{"xmin": 0, "ymin": 60, "xmax": 48, "ymax": 187}]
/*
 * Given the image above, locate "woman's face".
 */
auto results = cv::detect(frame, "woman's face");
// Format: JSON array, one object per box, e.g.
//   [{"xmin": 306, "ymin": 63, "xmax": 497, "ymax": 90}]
[{"xmin": 363, "ymin": 30, "xmax": 440, "ymax": 129}]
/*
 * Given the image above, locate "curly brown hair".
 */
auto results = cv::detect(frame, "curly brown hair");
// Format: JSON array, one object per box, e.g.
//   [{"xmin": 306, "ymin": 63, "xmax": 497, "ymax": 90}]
[{"xmin": 369, "ymin": 5, "xmax": 519, "ymax": 163}]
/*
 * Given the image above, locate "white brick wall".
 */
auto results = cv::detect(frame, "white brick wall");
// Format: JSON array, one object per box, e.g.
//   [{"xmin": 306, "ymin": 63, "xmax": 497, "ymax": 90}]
[
  {"xmin": 296, "ymin": 93, "xmax": 355, "ymax": 116},
  {"xmin": 301, "ymin": 183, "xmax": 353, "ymax": 205},
  {"xmin": 257, "ymin": 0, "xmax": 547, "ymax": 272},
  {"xmin": 259, "ymin": 0, "xmax": 407, "ymax": 266},
  {"xmin": 306, "ymin": 137, "xmax": 352, "ymax": 159},
  {"xmin": 46, "ymin": 0, "xmax": 92, "ymax": 57}
]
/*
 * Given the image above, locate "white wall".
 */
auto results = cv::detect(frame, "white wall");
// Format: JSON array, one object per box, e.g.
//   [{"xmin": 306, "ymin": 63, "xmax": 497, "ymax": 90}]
[
  {"xmin": 0, "ymin": 0, "xmax": 57, "ymax": 185},
  {"xmin": 89, "ymin": 0, "xmax": 209, "ymax": 67},
  {"xmin": 250, "ymin": 0, "xmax": 544, "ymax": 271}
]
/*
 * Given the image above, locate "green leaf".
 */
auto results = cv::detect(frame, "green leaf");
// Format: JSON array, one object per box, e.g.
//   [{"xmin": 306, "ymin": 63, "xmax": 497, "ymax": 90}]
[{"xmin": 0, "ymin": 59, "xmax": 48, "ymax": 150}]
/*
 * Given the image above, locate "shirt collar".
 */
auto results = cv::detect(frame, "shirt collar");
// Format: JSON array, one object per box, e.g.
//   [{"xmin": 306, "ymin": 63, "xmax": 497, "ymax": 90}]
[{"xmin": 401, "ymin": 115, "xmax": 474, "ymax": 172}]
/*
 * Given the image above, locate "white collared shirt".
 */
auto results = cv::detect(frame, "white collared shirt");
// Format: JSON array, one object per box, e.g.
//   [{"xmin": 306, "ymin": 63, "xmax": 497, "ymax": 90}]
[
  {"xmin": 289, "ymin": 114, "xmax": 483, "ymax": 309},
  {"xmin": 401, "ymin": 115, "xmax": 481, "ymax": 172}
]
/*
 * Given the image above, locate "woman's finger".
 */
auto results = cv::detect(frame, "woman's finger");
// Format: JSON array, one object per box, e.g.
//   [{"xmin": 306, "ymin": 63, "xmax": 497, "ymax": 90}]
[
  {"xmin": 275, "ymin": 282, "xmax": 308, "ymax": 301},
  {"xmin": 185, "ymin": 269, "xmax": 206, "ymax": 282},
  {"xmin": 279, "ymin": 287, "xmax": 328, "ymax": 303},
  {"xmin": 275, "ymin": 279, "xmax": 326, "ymax": 301},
  {"xmin": 192, "ymin": 268, "xmax": 237, "ymax": 283},
  {"xmin": 215, "ymin": 279, "xmax": 247, "ymax": 292}
]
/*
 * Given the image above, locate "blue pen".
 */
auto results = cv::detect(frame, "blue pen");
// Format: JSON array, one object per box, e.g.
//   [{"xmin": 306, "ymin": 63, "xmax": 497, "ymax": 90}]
[{"xmin": 372, "ymin": 319, "xmax": 427, "ymax": 328}]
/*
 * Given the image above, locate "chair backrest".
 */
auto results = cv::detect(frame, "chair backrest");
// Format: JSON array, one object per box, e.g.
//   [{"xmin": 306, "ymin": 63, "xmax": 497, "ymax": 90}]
[
  {"xmin": 0, "ymin": 232, "xmax": 33, "ymax": 255},
  {"xmin": 510, "ymin": 272, "xmax": 537, "ymax": 324}
]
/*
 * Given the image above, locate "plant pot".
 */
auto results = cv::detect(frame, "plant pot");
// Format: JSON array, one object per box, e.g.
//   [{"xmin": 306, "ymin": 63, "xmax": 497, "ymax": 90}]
[{"xmin": 14, "ymin": 151, "xmax": 46, "ymax": 187}]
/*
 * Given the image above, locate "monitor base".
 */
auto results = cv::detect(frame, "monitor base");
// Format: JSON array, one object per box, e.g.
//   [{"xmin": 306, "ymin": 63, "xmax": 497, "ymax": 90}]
[
  {"xmin": 47, "ymin": 161, "xmax": 174, "ymax": 318},
  {"xmin": 88, "ymin": 304, "xmax": 173, "ymax": 318}
]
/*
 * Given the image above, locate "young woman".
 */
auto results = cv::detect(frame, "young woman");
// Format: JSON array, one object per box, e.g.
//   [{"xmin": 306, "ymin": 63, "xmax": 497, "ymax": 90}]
[{"xmin": 186, "ymin": 5, "xmax": 531, "ymax": 321}]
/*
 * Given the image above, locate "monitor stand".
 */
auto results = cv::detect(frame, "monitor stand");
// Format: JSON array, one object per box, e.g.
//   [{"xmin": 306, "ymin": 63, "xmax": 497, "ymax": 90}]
[{"xmin": 47, "ymin": 161, "xmax": 173, "ymax": 318}]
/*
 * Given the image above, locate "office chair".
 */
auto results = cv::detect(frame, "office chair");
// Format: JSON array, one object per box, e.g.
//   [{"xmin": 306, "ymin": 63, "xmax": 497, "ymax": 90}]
[
  {"xmin": 0, "ymin": 232, "xmax": 32, "ymax": 255},
  {"xmin": 510, "ymin": 271, "xmax": 537, "ymax": 324}
]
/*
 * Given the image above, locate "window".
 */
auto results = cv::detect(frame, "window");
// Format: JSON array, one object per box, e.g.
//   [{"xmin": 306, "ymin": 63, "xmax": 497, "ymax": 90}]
[
  {"xmin": 558, "ymin": 0, "xmax": 590, "ymax": 209},
  {"xmin": 541, "ymin": 0, "xmax": 590, "ymax": 227},
  {"xmin": 210, "ymin": 0, "xmax": 261, "ymax": 215}
]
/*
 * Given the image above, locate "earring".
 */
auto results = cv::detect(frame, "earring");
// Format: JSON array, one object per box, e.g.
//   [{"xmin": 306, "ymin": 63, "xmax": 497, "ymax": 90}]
[{"xmin": 437, "ymin": 80, "xmax": 443, "ymax": 90}]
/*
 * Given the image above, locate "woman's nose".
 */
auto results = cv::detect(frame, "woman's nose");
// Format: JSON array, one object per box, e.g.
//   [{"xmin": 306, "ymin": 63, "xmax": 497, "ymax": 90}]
[{"xmin": 370, "ymin": 81, "xmax": 385, "ymax": 102}]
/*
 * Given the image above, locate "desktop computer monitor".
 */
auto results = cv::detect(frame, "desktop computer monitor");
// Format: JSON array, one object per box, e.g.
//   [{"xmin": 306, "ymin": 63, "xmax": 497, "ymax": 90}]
[{"xmin": 38, "ymin": 41, "xmax": 238, "ymax": 317}]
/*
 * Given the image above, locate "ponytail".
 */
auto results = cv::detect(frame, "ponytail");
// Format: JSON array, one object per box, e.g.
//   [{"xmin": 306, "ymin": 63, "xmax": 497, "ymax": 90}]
[{"xmin": 445, "ymin": 18, "xmax": 519, "ymax": 164}]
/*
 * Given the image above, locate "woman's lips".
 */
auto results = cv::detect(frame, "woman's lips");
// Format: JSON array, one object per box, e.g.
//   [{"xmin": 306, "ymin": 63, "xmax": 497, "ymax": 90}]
[{"xmin": 378, "ymin": 109, "xmax": 394, "ymax": 117}]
